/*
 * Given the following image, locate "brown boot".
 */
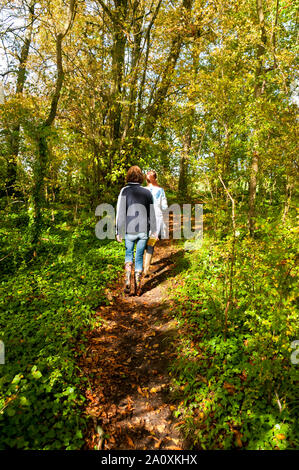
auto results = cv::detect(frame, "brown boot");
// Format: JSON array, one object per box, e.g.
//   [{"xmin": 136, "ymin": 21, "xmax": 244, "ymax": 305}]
[
  {"xmin": 143, "ymin": 252, "xmax": 152, "ymax": 278},
  {"xmin": 124, "ymin": 262, "xmax": 132, "ymax": 294},
  {"xmin": 134, "ymin": 270, "xmax": 142, "ymax": 296}
]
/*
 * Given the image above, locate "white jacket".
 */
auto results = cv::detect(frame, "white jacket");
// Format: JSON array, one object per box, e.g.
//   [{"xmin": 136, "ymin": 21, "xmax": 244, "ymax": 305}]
[{"xmin": 146, "ymin": 184, "xmax": 168, "ymax": 237}]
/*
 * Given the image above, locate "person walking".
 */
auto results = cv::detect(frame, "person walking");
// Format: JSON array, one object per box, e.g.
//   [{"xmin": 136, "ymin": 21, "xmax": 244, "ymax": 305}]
[
  {"xmin": 146, "ymin": 170, "xmax": 168, "ymax": 237},
  {"xmin": 116, "ymin": 166, "xmax": 157, "ymax": 295},
  {"xmin": 143, "ymin": 170, "xmax": 168, "ymax": 276}
]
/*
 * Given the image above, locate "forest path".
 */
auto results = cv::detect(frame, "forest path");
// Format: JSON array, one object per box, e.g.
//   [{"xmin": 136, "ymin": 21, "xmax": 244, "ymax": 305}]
[{"xmin": 80, "ymin": 237, "xmax": 189, "ymax": 450}]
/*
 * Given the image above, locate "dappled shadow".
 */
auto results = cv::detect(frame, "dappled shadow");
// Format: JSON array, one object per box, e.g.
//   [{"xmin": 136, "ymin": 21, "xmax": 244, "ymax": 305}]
[
  {"xmin": 141, "ymin": 248, "xmax": 187, "ymax": 294},
  {"xmin": 81, "ymin": 297, "xmax": 189, "ymax": 450},
  {"xmin": 80, "ymin": 238, "xmax": 192, "ymax": 450}
]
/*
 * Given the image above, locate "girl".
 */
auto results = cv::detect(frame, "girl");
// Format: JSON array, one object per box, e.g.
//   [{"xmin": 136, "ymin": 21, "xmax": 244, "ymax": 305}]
[
  {"xmin": 146, "ymin": 170, "xmax": 168, "ymax": 238},
  {"xmin": 143, "ymin": 170, "xmax": 168, "ymax": 276}
]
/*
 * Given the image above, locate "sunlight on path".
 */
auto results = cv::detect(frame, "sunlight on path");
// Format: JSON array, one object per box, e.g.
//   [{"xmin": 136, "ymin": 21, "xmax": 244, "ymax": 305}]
[{"xmin": 79, "ymin": 239, "xmax": 189, "ymax": 450}]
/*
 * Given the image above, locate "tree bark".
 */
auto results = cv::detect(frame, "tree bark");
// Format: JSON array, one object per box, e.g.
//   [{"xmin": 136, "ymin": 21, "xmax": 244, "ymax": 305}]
[
  {"xmin": 248, "ymin": 151, "xmax": 259, "ymax": 237},
  {"xmin": 218, "ymin": 175, "xmax": 236, "ymax": 341},
  {"xmin": 142, "ymin": 0, "xmax": 193, "ymax": 139},
  {"xmin": 6, "ymin": 1, "xmax": 36, "ymax": 196},
  {"xmin": 282, "ymin": 178, "xmax": 293, "ymax": 225},
  {"xmin": 29, "ymin": 0, "xmax": 77, "ymax": 249},
  {"xmin": 248, "ymin": 0, "xmax": 267, "ymax": 236},
  {"xmin": 178, "ymin": 122, "xmax": 193, "ymax": 200}
]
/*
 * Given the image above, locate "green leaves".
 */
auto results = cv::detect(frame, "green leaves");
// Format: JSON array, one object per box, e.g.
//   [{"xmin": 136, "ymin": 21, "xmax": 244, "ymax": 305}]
[
  {"xmin": 31, "ymin": 366, "xmax": 42, "ymax": 380},
  {"xmin": 169, "ymin": 228, "xmax": 298, "ymax": 450},
  {"xmin": 0, "ymin": 208, "xmax": 123, "ymax": 449}
]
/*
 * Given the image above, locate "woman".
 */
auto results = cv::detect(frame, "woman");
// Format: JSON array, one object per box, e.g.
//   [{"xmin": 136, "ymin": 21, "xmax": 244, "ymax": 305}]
[
  {"xmin": 143, "ymin": 170, "xmax": 168, "ymax": 276},
  {"xmin": 146, "ymin": 170, "xmax": 168, "ymax": 238},
  {"xmin": 116, "ymin": 166, "xmax": 157, "ymax": 295}
]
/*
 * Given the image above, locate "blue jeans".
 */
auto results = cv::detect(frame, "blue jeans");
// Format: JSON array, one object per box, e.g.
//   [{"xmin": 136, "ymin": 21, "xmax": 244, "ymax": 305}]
[{"xmin": 125, "ymin": 232, "xmax": 148, "ymax": 272}]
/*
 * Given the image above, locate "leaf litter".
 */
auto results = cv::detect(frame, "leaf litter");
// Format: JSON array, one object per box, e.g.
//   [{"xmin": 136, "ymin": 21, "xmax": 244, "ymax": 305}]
[{"xmin": 78, "ymin": 239, "xmax": 189, "ymax": 450}]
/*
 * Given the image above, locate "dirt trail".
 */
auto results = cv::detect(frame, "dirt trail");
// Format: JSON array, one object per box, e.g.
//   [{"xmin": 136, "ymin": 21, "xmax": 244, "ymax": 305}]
[{"xmin": 80, "ymin": 237, "xmax": 189, "ymax": 450}]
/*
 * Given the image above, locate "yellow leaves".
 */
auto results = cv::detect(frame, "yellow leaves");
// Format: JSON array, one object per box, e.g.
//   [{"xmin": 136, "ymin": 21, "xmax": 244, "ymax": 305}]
[
  {"xmin": 150, "ymin": 384, "xmax": 167, "ymax": 394},
  {"xmin": 173, "ymin": 420, "xmax": 185, "ymax": 428},
  {"xmin": 235, "ymin": 433, "xmax": 243, "ymax": 448},
  {"xmin": 108, "ymin": 435, "xmax": 116, "ymax": 445},
  {"xmin": 156, "ymin": 424, "xmax": 166, "ymax": 433},
  {"xmin": 154, "ymin": 438, "xmax": 163, "ymax": 449},
  {"xmin": 276, "ymin": 434, "xmax": 286, "ymax": 440},
  {"xmin": 167, "ymin": 437, "xmax": 181, "ymax": 446},
  {"xmin": 166, "ymin": 446, "xmax": 182, "ymax": 450},
  {"xmin": 126, "ymin": 436, "xmax": 134, "ymax": 448},
  {"xmin": 144, "ymin": 422, "xmax": 155, "ymax": 433},
  {"xmin": 137, "ymin": 386, "xmax": 149, "ymax": 397}
]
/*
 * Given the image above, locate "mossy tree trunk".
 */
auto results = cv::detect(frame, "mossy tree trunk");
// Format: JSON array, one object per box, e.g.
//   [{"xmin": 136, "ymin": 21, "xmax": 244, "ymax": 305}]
[{"xmin": 28, "ymin": 0, "xmax": 77, "ymax": 252}]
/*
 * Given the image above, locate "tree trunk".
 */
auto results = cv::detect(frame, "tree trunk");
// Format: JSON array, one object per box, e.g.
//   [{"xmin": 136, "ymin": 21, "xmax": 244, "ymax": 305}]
[
  {"xmin": 248, "ymin": 151, "xmax": 259, "ymax": 237},
  {"xmin": 29, "ymin": 131, "xmax": 48, "ymax": 249},
  {"xmin": 6, "ymin": 1, "xmax": 35, "ymax": 196},
  {"xmin": 107, "ymin": 0, "xmax": 127, "ymax": 168},
  {"xmin": 143, "ymin": 0, "xmax": 193, "ymax": 139},
  {"xmin": 28, "ymin": 0, "xmax": 76, "ymax": 250},
  {"xmin": 178, "ymin": 127, "xmax": 192, "ymax": 200},
  {"xmin": 282, "ymin": 179, "xmax": 292, "ymax": 225},
  {"xmin": 248, "ymin": 0, "xmax": 267, "ymax": 236}
]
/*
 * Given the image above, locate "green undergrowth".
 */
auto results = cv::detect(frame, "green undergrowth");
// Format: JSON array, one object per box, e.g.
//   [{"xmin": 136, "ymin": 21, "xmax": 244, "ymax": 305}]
[
  {"xmin": 169, "ymin": 221, "xmax": 298, "ymax": 450},
  {"xmin": 0, "ymin": 208, "xmax": 123, "ymax": 449}
]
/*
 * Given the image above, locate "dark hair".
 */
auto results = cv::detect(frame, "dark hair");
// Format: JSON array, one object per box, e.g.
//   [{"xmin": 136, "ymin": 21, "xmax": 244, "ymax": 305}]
[
  {"xmin": 146, "ymin": 170, "xmax": 157, "ymax": 183},
  {"xmin": 126, "ymin": 165, "xmax": 144, "ymax": 184}
]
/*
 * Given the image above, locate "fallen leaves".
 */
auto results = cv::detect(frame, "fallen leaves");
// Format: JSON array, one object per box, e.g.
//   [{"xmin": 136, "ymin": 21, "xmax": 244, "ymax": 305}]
[
  {"xmin": 223, "ymin": 381, "xmax": 236, "ymax": 395},
  {"xmin": 126, "ymin": 436, "xmax": 135, "ymax": 448},
  {"xmin": 154, "ymin": 438, "xmax": 163, "ymax": 449},
  {"xmin": 156, "ymin": 424, "xmax": 166, "ymax": 433},
  {"xmin": 82, "ymin": 242, "xmax": 186, "ymax": 450},
  {"xmin": 173, "ymin": 420, "xmax": 185, "ymax": 428},
  {"xmin": 150, "ymin": 384, "xmax": 167, "ymax": 394}
]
